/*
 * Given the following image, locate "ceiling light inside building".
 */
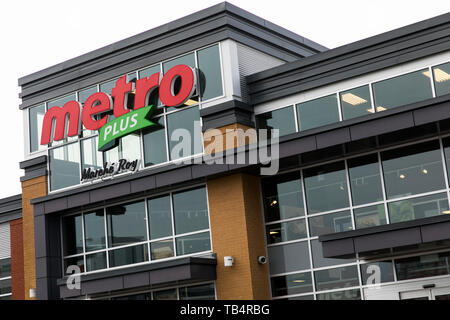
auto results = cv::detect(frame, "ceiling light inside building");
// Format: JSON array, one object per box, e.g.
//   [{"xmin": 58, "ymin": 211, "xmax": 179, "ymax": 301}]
[
  {"xmin": 376, "ymin": 106, "xmax": 387, "ymax": 112},
  {"xmin": 423, "ymin": 69, "xmax": 450, "ymax": 83},
  {"xmin": 399, "ymin": 174, "xmax": 406, "ymax": 179},
  {"xmin": 341, "ymin": 93, "xmax": 368, "ymax": 106}
]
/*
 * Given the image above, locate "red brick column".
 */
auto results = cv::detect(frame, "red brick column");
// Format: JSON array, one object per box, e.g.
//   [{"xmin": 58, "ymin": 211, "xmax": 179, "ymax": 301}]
[{"xmin": 10, "ymin": 218, "xmax": 24, "ymax": 300}]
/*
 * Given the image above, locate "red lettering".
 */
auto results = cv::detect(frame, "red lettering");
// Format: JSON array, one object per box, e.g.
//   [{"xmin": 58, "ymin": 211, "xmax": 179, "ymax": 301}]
[
  {"xmin": 40, "ymin": 101, "xmax": 81, "ymax": 145},
  {"xmin": 82, "ymin": 92, "xmax": 112, "ymax": 130},
  {"xmin": 134, "ymin": 72, "xmax": 159, "ymax": 110},
  {"xmin": 111, "ymin": 75, "xmax": 134, "ymax": 118},
  {"xmin": 159, "ymin": 65, "xmax": 196, "ymax": 107}
]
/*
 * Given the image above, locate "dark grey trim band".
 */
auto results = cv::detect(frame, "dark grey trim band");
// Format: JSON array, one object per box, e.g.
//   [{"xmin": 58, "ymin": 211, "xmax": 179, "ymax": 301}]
[
  {"xmin": 247, "ymin": 12, "xmax": 450, "ymax": 105},
  {"xmin": 0, "ymin": 194, "xmax": 22, "ymax": 223},
  {"xmin": 319, "ymin": 214, "xmax": 450, "ymax": 259},
  {"xmin": 200, "ymin": 99, "xmax": 254, "ymax": 131},
  {"xmin": 57, "ymin": 256, "xmax": 217, "ymax": 299},
  {"xmin": 20, "ymin": 155, "xmax": 47, "ymax": 182}
]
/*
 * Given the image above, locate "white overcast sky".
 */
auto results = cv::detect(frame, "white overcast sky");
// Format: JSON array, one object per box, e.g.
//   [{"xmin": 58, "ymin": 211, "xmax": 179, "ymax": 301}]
[{"xmin": 0, "ymin": 0, "xmax": 449, "ymax": 198}]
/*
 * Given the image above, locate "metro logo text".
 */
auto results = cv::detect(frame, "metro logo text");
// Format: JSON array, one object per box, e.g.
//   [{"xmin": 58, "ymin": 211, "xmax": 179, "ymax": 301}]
[{"xmin": 40, "ymin": 64, "xmax": 197, "ymax": 147}]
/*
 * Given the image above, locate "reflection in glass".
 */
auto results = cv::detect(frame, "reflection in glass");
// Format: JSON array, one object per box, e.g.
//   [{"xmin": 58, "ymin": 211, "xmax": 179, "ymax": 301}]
[
  {"xmin": 106, "ymin": 201, "xmax": 147, "ymax": 247},
  {"xmin": 360, "ymin": 261, "xmax": 394, "ymax": 285},
  {"xmin": 179, "ymin": 283, "xmax": 215, "ymax": 300},
  {"xmin": 432, "ymin": 62, "xmax": 450, "ymax": 97},
  {"xmin": 84, "ymin": 209, "xmax": 105, "ymax": 252},
  {"xmin": 151, "ymin": 239, "xmax": 174, "ymax": 260},
  {"xmin": 148, "ymin": 195, "xmax": 172, "ymax": 240},
  {"xmin": 348, "ymin": 154, "xmax": 383, "ymax": 206},
  {"xmin": 304, "ymin": 162, "xmax": 349, "ymax": 214},
  {"xmin": 256, "ymin": 106, "xmax": 296, "ymax": 137},
  {"xmin": 86, "ymin": 252, "xmax": 107, "ymax": 272},
  {"xmin": 271, "ymin": 272, "xmax": 313, "ymax": 297},
  {"xmin": 153, "ymin": 288, "xmax": 177, "ymax": 300},
  {"xmin": 62, "ymin": 214, "xmax": 83, "ymax": 256},
  {"xmin": 354, "ymin": 205, "xmax": 386, "ymax": 229},
  {"xmin": 49, "ymin": 142, "xmax": 80, "ymax": 191},
  {"xmin": 138, "ymin": 65, "xmax": 161, "ymax": 108},
  {"xmin": 64, "ymin": 256, "xmax": 84, "ymax": 274},
  {"xmin": 0, "ymin": 279, "xmax": 12, "ymax": 295},
  {"xmin": 314, "ymin": 265, "xmax": 359, "ymax": 291},
  {"xmin": 372, "ymin": 69, "xmax": 432, "ymax": 111},
  {"xmin": 395, "ymin": 251, "xmax": 450, "ymax": 281},
  {"xmin": 266, "ymin": 219, "xmax": 307, "ymax": 244},
  {"xmin": 309, "ymin": 210, "xmax": 352, "ymax": 237},
  {"xmin": 267, "ymin": 241, "xmax": 310, "ymax": 275},
  {"xmin": 79, "ymin": 86, "xmax": 98, "ymax": 137},
  {"xmin": 176, "ymin": 232, "xmax": 211, "ymax": 256},
  {"xmin": 173, "ymin": 187, "xmax": 208, "ymax": 235},
  {"xmin": 316, "ymin": 289, "xmax": 361, "ymax": 300},
  {"xmin": 109, "ymin": 244, "xmax": 148, "ymax": 267},
  {"xmin": 297, "ymin": 94, "xmax": 339, "ymax": 131},
  {"xmin": 381, "ymin": 140, "xmax": 445, "ymax": 199},
  {"xmin": 167, "ymin": 107, "xmax": 202, "ymax": 160},
  {"xmin": 197, "ymin": 44, "xmax": 223, "ymax": 101},
  {"xmin": 0, "ymin": 259, "xmax": 11, "ymax": 279},
  {"xmin": 388, "ymin": 193, "xmax": 449, "ymax": 224},
  {"xmin": 262, "ymin": 172, "xmax": 304, "ymax": 222},
  {"xmin": 143, "ymin": 116, "xmax": 167, "ymax": 166},
  {"xmin": 340, "ymin": 85, "xmax": 373, "ymax": 120},
  {"xmin": 29, "ymin": 104, "xmax": 46, "ymax": 153},
  {"xmin": 81, "ymin": 137, "xmax": 102, "ymax": 171}
]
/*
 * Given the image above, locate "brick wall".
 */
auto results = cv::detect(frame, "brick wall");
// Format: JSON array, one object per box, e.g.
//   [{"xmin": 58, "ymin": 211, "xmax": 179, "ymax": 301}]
[{"xmin": 10, "ymin": 218, "xmax": 24, "ymax": 300}]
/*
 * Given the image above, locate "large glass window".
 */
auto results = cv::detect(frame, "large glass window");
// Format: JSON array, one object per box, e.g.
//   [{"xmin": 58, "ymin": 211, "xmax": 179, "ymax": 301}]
[
  {"xmin": 340, "ymin": 85, "xmax": 373, "ymax": 120},
  {"xmin": 296, "ymin": 94, "xmax": 339, "ymax": 131},
  {"xmin": 106, "ymin": 201, "xmax": 147, "ymax": 247},
  {"xmin": 388, "ymin": 192, "xmax": 449, "ymax": 224},
  {"xmin": 256, "ymin": 106, "xmax": 296, "ymax": 137},
  {"xmin": 268, "ymin": 241, "xmax": 310, "ymax": 275},
  {"xmin": 176, "ymin": 231, "xmax": 211, "ymax": 256},
  {"xmin": 314, "ymin": 265, "xmax": 359, "ymax": 291},
  {"xmin": 271, "ymin": 272, "xmax": 313, "ymax": 297},
  {"xmin": 0, "ymin": 259, "xmax": 11, "ymax": 279},
  {"xmin": 266, "ymin": 219, "xmax": 307, "ymax": 244},
  {"xmin": 109, "ymin": 244, "xmax": 148, "ymax": 268},
  {"xmin": 173, "ymin": 187, "xmax": 209, "ymax": 235},
  {"xmin": 348, "ymin": 154, "xmax": 384, "ymax": 206},
  {"xmin": 262, "ymin": 172, "xmax": 304, "ymax": 222},
  {"xmin": 309, "ymin": 210, "xmax": 352, "ymax": 237},
  {"xmin": 78, "ymin": 86, "xmax": 98, "ymax": 137},
  {"xmin": 432, "ymin": 62, "xmax": 450, "ymax": 97},
  {"xmin": 197, "ymin": 44, "xmax": 223, "ymax": 101},
  {"xmin": 372, "ymin": 69, "xmax": 432, "ymax": 111},
  {"xmin": 143, "ymin": 116, "xmax": 167, "ymax": 166},
  {"xmin": 304, "ymin": 162, "xmax": 349, "ymax": 214},
  {"xmin": 29, "ymin": 104, "xmax": 46, "ymax": 153},
  {"xmin": 396, "ymin": 251, "xmax": 450, "ymax": 281},
  {"xmin": 360, "ymin": 261, "xmax": 394, "ymax": 285},
  {"xmin": 179, "ymin": 283, "xmax": 215, "ymax": 300},
  {"xmin": 138, "ymin": 65, "xmax": 162, "ymax": 109},
  {"xmin": 49, "ymin": 142, "xmax": 80, "ymax": 191},
  {"xmin": 167, "ymin": 106, "xmax": 202, "ymax": 160},
  {"xmin": 81, "ymin": 136, "xmax": 102, "ymax": 171},
  {"xmin": 316, "ymin": 289, "xmax": 361, "ymax": 300},
  {"xmin": 62, "ymin": 214, "xmax": 83, "ymax": 256},
  {"xmin": 354, "ymin": 205, "xmax": 387, "ymax": 229},
  {"xmin": 84, "ymin": 209, "xmax": 106, "ymax": 252},
  {"xmin": 381, "ymin": 141, "xmax": 445, "ymax": 199},
  {"xmin": 148, "ymin": 195, "xmax": 172, "ymax": 240}
]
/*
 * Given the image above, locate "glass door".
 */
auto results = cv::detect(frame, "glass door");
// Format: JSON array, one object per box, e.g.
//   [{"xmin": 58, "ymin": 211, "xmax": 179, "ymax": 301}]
[{"xmin": 400, "ymin": 286, "xmax": 450, "ymax": 300}]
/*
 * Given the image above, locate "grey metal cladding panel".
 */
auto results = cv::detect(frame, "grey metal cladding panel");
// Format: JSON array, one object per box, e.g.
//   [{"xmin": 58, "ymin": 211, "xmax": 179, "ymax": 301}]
[
  {"xmin": 89, "ymin": 182, "xmax": 131, "ymax": 203},
  {"xmin": 413, "ymin": 99, "xmax": 450, "ymax": 125},
  {"xmin": 155, "ymin": 166, "xmax": 192, "ymax": 188},
  {"xmin": 130, "ymin": 176, "xmax": 156, "ymax": 194},
  {"xmin": 59, "ymin": 285, "xmax": 81, "ymax": 299},
  {"xmin": 123, "ymin": 272, "xmax": 151, "ymax": 289},
  {"xmin": 20, "ymin": 168, "xmax": 47, "ymax": 182},
  {"xmin": 34, "ymin": 215, "xmax": 47, "ymax": 259},
  {"xmin": 421, "ymin": 221, "xmax": 450, "ymax": 243},
  {"xmin": 350, "ymin": 112, "xmax": 414, "ymax": 141},
  {"xmin": 34, "ymin": 203, "xmax": 45, "ymax": 217},
  {"xmin": 0, "ymin": 211, "xmax": 22, "ymax": 224},
  {"xmin": 353, "ymin": 228, "xmax": 422, "ymax": 253},
  {"xmin": 322, "ymin": 238, "xmax": 355, "ymax": 258},
  {"xmin": 189, "ymin": 264, "xmax": 217, "ymax": 281},
  {"xmin": 19, "ymin": 155, "xmax": 47, "ymax": 169},
  {"xmin": 191, "ymin": 163, "xmax": 229, "ymax": 179},
  {"xmin": 82, "ymin": 276, "xmax": 124, "ymax": 295},
  {"xmin": 44, "ymin": 197, "xmax": 68, "ymax": 214},
  {"xmin": 36, "ymin": 277, "xmax": 50, "ymax": 300},
  {"xmin": 67, "ymin": 192, "xmax": 90, "ymax": 208},
  {"xmin": 150, "ymin": 265, "xmax": 191, "ymax": 285},
  {"xmin": 278, "ymin": 135, "xmax": 316, "ymax": 158},
  {"xmin": 316, "ymin": 128, "xmax": 351, "ymax": 149}
]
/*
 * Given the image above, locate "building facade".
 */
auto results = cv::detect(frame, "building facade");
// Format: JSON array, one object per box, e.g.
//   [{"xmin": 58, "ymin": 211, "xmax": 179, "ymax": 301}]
[{"xmin": 1, "ymin": 2, "xmax": 450, "ymax": 300}]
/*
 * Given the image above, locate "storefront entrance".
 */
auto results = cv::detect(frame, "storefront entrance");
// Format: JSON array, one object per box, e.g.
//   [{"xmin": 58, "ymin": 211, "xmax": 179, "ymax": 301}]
[{"xmin": 400, "ymin": 286, "xmax": 450, "ymax": 300}]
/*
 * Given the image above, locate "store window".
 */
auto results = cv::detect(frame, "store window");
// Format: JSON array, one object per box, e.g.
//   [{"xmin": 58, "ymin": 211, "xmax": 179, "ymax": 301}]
[
  {"xmin": 340, "ymin": 85, "xmax": 373, "ymax": 120},
  {"xmin": 381, "ymin": 140, "xmax": 445, "ymax": 200},
  {"xmin": 29, "ymin": 104, "xmax": 46, "ymax": 153},
  {"xmin": 271, "ymin": 271, "xmax": 313, "ymax": 297},
  {"xmin": 268, "ymin": 241, "xmax": 310, "ymax": 275},
  {"xmin": 432, "ymin": 62, "xmax": 450, "ymax": 96},
  {"xmin": 296, "ymin": 94, "xmax": 339, "ymax": 131},
  {"xmin": 49, "ymin": 142, "xmax": 80, "ymax": 191},
  {"xmin": 197, "ymin": 45, "xmax": 223, "ymax": 101},
  {"xmin": 78, "ymin": 86, "xmax": 98, "ymax": 137},
  {"xmin": 354, "ymin": 205, "xmax": 387, "ymax": 229},
  {"xmin": 388, "ymin": 192, "xmax": 449, "ymax": 224},
  {"xmin": 81, "ymin": 136, "xmax": 102, "ymax": 171},
  {"xmin": 179, "ymin": 283, "xmax": 215, "ymax": 300},
  {"xmin": 372, "ymin": 69, "xmax": 432, "ymax": 111},
  {"xmin": 261, "ymin": 172, "xmax": 304, "ymax": 222},
  {"xmin": 256, "ymin": 106, "xmax": 297, "ymax": 137},
  {"xmin": 395, "ymin": 251, "xmax": 450, "ymax": 281},
  {"xmin": 310, "ymin": 239, "xmax": 354, "ymax": 268},
  {"xmin": 360, "ymin": 261, "xmax": 394, "ymax": 285},
  {"xmin": 316, "ymin": 288, "xmax": 361, "ymax": 300},
  {"xmin": 314, "ymin": 265, "xmax": 359, "ymax": 291},
  {"xmin": 266, "ymin": 219, "xmax": 307, "ymax": 244},
  {"xmin": 62, "ymin": 187, "xmax": 210, "ymax": 273},
  {"xmin": 308, "ymin": 210, "xmax": 352, "ymax": 237},
  {"xmin": 348, "ymin": 154, "xmax": 384, "ymax": 206},
  {"xmin": 304, "ymin": 161, "xmax": 349, "ymax": 214},
  {"xmin": 143, "ymin": 116, "xmax": 167, "ymax": 166}
]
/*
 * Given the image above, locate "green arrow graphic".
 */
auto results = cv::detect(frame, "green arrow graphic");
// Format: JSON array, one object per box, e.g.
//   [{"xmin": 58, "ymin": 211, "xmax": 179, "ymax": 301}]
[{"xmin": 98, "ymin": 105, "xmax": 156, "ymax": 152}]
